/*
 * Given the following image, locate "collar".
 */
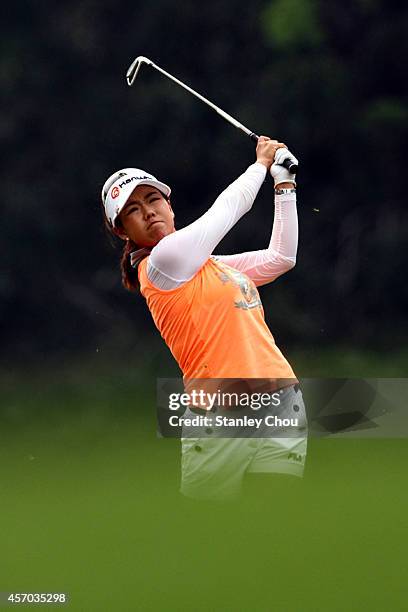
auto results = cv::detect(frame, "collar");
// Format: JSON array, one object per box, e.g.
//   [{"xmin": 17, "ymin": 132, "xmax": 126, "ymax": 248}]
[{"xmin": 130, "ymin": 247, "xmax": 152, "ymax": 269}]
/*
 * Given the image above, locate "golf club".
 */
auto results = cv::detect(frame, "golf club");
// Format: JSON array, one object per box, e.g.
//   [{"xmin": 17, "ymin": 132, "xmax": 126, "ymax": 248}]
[{"xmin": 126, "ymin": 56, "xmax": 298, "ymax": 174}]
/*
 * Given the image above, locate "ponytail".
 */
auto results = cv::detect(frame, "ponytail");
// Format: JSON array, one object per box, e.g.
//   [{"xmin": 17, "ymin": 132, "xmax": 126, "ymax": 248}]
[
  {"xmin": 120, "ymin": 241, "xmax": 152, "ymax": 292},
  {"xmin": 101, "ymin": 202, "xmax": 148, "ymax": 293},
  {"xmin": 120, "ymin": 239, "xmax": 140, "ymax": 292}
]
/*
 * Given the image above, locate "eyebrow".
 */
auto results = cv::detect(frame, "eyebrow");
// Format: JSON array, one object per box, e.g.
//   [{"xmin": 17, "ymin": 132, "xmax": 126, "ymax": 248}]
[
  {"xmin": 145, "ymin": 191, "xmax": 159, "ymax": 199},
  {"xmin": 124, "ymin": 191, "xmax": 160, "ymax": 213}
]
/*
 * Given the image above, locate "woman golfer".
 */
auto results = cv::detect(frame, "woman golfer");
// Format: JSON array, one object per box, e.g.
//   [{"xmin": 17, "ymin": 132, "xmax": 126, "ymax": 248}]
[{"xmin": 101, "ymin": 137, "xmax": 307, "ymax": 500}]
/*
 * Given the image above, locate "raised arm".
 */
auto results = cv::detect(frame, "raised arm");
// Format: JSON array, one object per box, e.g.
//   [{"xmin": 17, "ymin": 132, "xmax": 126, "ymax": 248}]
[
  {"xmin": 214, "ymin": 147, "xmax": 299, "ymax": 287},
  {"xmin": 146, "ymin": 137, "xmax": 285, "ymax": 290},
  {"xmin": 214, "ymin": 190, "xmax": 298, "ymax": 287}
]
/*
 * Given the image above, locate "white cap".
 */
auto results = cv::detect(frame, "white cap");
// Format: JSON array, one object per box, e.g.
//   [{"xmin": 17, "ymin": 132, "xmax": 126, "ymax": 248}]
[{"xmin": 102, "ymin": 168, "xmax": 171, "ymax": 227}]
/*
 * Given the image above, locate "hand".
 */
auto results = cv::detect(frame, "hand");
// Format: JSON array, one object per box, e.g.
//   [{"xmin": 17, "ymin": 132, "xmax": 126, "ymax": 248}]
[
  {"xmin": 256, "ymin": 136, "xmax": 287, "ymax": 170},
  {"xmin": 270, "ymin": 147, "xmax": 298, "ymax": 187}
]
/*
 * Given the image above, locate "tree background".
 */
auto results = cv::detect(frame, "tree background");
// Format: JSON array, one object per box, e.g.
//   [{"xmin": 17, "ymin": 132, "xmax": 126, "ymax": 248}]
[{"xmin": 2, "ymin": 0, "xmax": 407, "ymax": 369}]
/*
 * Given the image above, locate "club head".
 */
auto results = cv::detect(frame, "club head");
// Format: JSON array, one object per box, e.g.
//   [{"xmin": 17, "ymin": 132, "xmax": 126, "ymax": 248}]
[{"xmin": 126, "ymin": 56, "xmax": 153, "ymax": 86}]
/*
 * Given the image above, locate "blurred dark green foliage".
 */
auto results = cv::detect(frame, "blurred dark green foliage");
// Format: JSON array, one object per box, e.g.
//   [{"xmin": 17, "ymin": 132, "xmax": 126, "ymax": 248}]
[{"xmin": 1, "ymin": 0, "xmax": 407, "ymax": 363}]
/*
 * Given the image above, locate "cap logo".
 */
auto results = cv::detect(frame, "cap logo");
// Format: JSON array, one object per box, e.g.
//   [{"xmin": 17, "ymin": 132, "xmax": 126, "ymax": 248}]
[
  {"xmin": 118, "ymin": 175, "xmax": 151, "ymax": 189},
  {"xmin": 111, "ymin": 186, "xmax": 120, "ymax": 199}
]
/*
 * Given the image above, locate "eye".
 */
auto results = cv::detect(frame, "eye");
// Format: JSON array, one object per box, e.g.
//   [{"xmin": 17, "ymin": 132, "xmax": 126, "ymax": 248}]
[{"xmin": 126, "ymin": 205, "xmax": 140, "ymax": 214}]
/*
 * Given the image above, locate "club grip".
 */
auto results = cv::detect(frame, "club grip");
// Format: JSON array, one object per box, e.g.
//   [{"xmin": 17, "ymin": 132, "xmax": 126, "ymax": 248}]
[{"xmin": 249, "ymin": 132, "xmax": 298, "ymax": 174}]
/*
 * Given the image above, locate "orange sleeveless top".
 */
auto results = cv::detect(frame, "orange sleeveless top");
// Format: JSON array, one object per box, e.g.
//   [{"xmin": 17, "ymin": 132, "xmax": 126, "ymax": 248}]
[{"xmin": 138, "ymin": 256, "xmax": 296, "ymax": 385}]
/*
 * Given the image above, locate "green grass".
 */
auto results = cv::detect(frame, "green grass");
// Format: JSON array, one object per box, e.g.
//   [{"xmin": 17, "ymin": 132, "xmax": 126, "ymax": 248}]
[
  {"xmin": 1, "ymin": 424, "xmax": 407, "ymax": 611},
  {"xmin": 290, "ymin": 346, "xmax": 408, "ymax": 377},
  {"xmin": 0, "ymin": 352, "xmax": 407, "ymax": 610}
]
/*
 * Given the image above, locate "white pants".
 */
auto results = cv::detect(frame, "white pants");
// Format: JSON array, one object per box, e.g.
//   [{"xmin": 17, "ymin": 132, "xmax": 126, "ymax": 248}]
[{"xmin": 180, "ymin": 385, "xmax": 308, "ymax": 500}]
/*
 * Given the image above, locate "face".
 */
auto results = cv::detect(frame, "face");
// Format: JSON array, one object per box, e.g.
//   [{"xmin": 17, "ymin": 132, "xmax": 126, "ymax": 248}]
[{"xmin": 114, "ymin": 185, "xmax": 175, "ymax": 247}]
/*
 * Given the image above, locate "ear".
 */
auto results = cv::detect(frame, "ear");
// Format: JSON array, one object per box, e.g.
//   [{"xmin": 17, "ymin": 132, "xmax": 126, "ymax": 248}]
[{"xmin": 112, "ymin": 225, "xmax": 129, "ymax": 241}]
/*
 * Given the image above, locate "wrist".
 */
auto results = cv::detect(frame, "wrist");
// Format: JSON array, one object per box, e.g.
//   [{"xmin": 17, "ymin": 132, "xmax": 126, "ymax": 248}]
[
  {"xmin": 275, "ymin": 181, "xmax": 296, "ymax": 190},
  {"xmin": 275, "ymin": 187, "xmax": 296, "ymax": 196},
  {"xmin": 256, "ymin": 158, "xmax": 271, "ymax": 169}
]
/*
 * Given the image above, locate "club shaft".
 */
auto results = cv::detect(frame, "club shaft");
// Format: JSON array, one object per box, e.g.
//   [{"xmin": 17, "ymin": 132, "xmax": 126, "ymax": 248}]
[
  {"xmin": 127, "ymin": 57, "xmax": 298, "ymax": 173},
  {"xmin": 146, "ymin": 61, "xmax": 253, "ymax": 137}
]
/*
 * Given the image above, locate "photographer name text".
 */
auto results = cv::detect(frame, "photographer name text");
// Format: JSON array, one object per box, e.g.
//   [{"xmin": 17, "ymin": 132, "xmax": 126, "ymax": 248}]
[{"xmin": 171, "ymin": 415, "xmax": 299, "ymax": 429}]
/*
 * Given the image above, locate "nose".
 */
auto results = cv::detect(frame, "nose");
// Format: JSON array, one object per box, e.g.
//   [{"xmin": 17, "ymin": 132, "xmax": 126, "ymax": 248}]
[{"xmin": 143, "ymin": 205, "xmax": 156, "ymax": 221}]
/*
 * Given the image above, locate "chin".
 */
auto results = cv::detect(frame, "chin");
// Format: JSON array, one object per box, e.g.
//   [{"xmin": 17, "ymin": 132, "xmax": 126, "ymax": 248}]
[
  {"xmin": 146, "ymin": 224, "xmax": 174, "ymax": 246},
  {"xmin": 154, "ymin": 227, "xmax": 171, "ymax": 241}
]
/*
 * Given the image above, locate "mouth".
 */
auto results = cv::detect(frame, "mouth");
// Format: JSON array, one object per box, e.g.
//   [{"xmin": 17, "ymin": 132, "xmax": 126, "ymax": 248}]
[{"xmin": 147, "ymin": 220, "xmax": 163, "ymax": 230}]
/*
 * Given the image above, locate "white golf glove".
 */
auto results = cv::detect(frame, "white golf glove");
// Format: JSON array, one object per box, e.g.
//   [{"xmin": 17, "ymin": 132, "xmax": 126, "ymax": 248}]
[{"xmin": 270, "ymin": 148, "xmax": 298, "ymax": 186}]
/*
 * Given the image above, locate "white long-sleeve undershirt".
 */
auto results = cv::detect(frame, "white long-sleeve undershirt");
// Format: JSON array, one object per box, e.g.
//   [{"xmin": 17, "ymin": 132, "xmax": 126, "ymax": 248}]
[{"xmin": 145, "ymin": 162, "xmax": 298, "ymax": 290}]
